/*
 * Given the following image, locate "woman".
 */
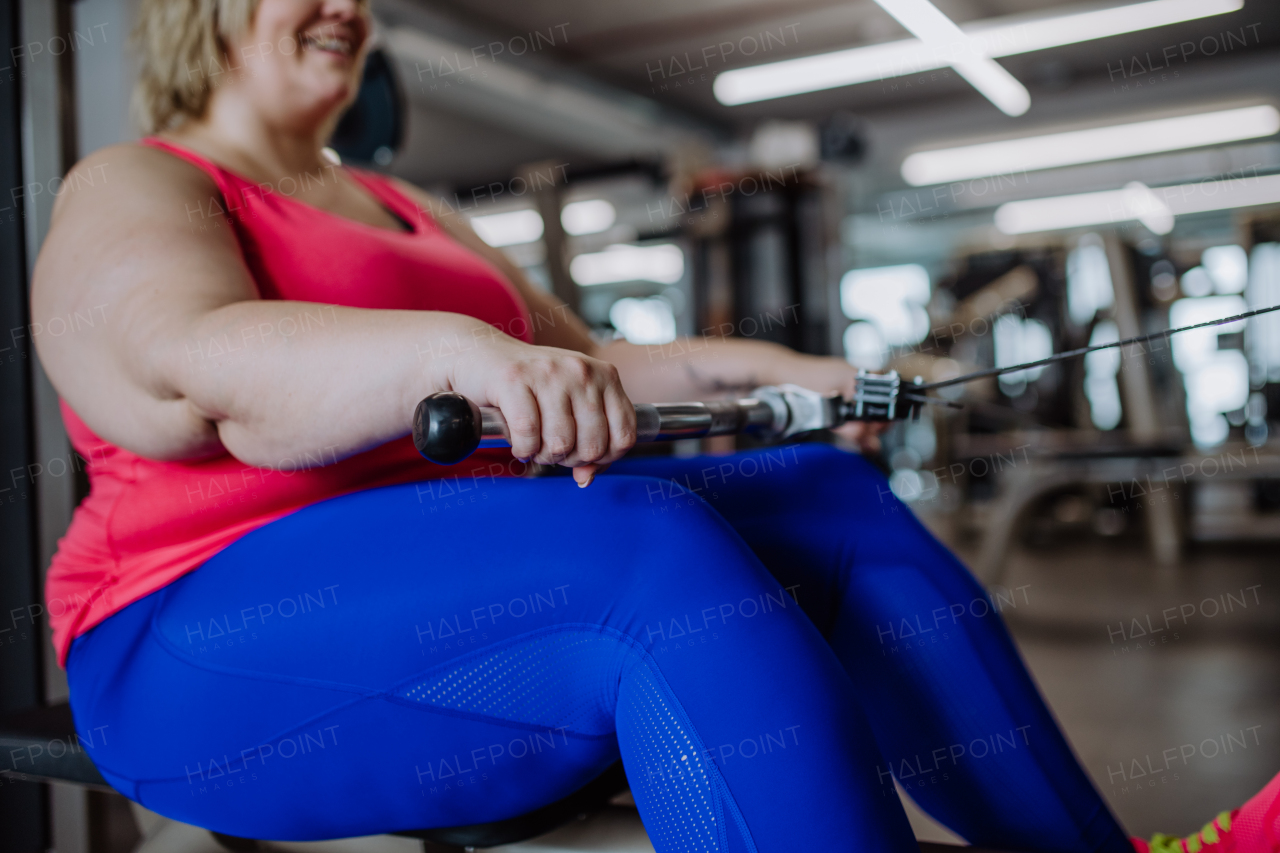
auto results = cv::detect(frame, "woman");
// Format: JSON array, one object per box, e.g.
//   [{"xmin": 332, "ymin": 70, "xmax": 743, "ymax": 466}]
[{"xmin": 32, "ymin": 0, "xmax": 1277, "ymax": 850}]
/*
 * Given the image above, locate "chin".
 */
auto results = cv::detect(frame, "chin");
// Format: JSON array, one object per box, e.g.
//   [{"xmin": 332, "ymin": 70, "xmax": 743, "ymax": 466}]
[
  {"xmin": 303, "ymin": 87, "xmax": 358, "ymax": 126},
  {"xmin": 303, "ymin": 63, "xmax": 361, "ymax": 99},
  {"xmin": 297, "ymin": 69, "xmax": 359, "ymax": 105}
]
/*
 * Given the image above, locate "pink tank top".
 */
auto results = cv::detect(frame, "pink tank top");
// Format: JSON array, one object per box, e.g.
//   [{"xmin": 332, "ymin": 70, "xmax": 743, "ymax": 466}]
[{"xmin": 46, "ymin": 138, "xmax": 533, "ymax": 665}]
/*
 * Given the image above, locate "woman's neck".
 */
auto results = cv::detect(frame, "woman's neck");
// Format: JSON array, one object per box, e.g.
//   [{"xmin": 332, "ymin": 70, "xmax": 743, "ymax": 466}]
[{"xmin": 167, "ymin": 97, "xmax": 335, "ymax": 183}]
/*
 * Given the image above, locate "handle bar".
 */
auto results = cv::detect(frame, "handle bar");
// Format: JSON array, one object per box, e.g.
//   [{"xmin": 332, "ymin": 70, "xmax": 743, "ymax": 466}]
[{"xmin": 412, "ymin": 372, "xmax": 927, "ymax": 465}]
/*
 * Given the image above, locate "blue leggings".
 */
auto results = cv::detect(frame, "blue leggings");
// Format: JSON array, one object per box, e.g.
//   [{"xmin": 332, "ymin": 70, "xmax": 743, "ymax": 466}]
[{"xmin": 67, "ymin": 444, "xmax": 1128, "ymax": 852}]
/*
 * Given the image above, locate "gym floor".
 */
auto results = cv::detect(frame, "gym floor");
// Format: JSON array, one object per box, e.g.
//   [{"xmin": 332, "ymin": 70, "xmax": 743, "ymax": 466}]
[{"xmin": 937, "ymin": 531, "xmax": 1280, "ymax": 839}]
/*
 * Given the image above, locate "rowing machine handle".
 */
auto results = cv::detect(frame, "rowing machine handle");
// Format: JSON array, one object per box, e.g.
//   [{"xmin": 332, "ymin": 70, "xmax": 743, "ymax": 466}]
[
  {"xmin": 412, "ymin": 391, "xmax": 784, "ymax": 466},
  {"xmin": 412, "ymin": 374, "xmax": 923, "ymax": 465}
]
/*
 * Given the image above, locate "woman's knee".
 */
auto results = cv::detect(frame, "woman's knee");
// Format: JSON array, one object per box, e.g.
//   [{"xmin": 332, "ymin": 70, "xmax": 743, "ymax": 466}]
[
  {"xmin": 590, "ymin": 474, "xmax": 723, "ymax": 528},
  {"xmin": 782, "ymin": 443, "xmax": 899, "ymax": 509},
  {"xmin": 588, "ymin": 475, "xmax": 776, "ymax": 593}
]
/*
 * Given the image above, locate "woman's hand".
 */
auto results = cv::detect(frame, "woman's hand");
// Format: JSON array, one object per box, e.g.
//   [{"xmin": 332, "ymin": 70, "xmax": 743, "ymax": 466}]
[
  {"xmin": 450, "ymin": 338, "xmax": 638, "ymax": 487},
  {"xmin": 834, "ymin": 420, "xmax": 890, "ymax": 455}
]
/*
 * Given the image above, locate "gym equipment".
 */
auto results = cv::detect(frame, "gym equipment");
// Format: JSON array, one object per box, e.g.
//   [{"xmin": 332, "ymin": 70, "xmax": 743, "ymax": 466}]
[
  {"xmin": 411, "ymin": 376, "xmax": 942, "ymax": 465},
  {"xmin": 329, "ymin": 48, "xmax": 405, "ymax": 165},
  {"xmin": 413, "ymin": 303, "xmax": 1280, "ymax": 465}
]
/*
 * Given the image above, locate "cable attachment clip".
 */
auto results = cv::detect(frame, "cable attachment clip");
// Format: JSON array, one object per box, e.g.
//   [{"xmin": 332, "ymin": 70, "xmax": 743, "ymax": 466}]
[{"xmin": 845, "ymin": 370, "xmax": 931, "ymax": 422}]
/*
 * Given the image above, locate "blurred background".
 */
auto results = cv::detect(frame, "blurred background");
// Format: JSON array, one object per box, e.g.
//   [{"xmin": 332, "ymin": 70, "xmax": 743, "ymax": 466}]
[{"xmin": 4, "ymin": 0, "xmax": 1280, "ymax": 850}]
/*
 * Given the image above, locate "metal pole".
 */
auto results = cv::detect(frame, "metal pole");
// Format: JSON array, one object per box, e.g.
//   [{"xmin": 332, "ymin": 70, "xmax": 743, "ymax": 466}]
[
  {"xmin": 19, "ymin": 0, "xmax": 91, "ymax": 849},
  {"xmin": 1, "ymin": 0, "xmax": 50, "ymax": 848},
  {"xmin": 522, "ymin": 161, "xmax": 579, "ymax": 316},
  {"xmin": 1105, "ymin": 233, "xmax": 1181, "ymax": 567}
]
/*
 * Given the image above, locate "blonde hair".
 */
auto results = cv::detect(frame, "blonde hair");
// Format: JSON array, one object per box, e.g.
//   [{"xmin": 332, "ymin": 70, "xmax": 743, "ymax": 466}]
[{"xmin": 132, "ymin": 0, "xmax": 258, "ymax": 134}]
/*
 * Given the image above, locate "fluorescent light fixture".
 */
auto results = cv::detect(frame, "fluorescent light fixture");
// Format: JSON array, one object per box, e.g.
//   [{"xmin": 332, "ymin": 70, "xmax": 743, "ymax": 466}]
[
  {"xmin": 903, "ymin": 105, "xmax": 1280, "ymax": 186},
  {"xmin": 1123, "ymin": 182, "xmax": 1175, "ymax": 235},
  {"xmin": 470, "ymin": 209, "xmax": 544, "ymax": 247},
  {"xmin": 714, "ymin": 0, "xmax": 1242, "ymax": 106},
  {"xmin": 561, "ymin": 199, "xmax": 617, "ymax": 236},
  {"xmin": 569, "ymin": 243, "xmax": 685, "ymax": 286},
  {"xmin": 995, "ymin": 172, "xmax": 1280, "ymax": 235},
  {"xmin": 995, "ymin": 181, "xmax": 1172, "ymax": 234},
  {"xmin": 871, "ymin": 0, "xmax": 1029, "ymax": 116}
]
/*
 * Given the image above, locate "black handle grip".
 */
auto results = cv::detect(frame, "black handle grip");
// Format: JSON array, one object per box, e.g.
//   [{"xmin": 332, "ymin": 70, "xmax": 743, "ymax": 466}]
[
  {"xmin": 413, "ymin": 392, "xmax": 483, "ymax": 465},
  {"xmin": 410, "ymin": 381, "xmax": 916, "ymax": 465}
]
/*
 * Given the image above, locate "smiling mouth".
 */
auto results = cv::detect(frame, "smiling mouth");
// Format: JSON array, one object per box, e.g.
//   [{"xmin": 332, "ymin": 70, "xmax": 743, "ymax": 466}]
[{"xmin": 301, "ymin": 32, "xmax": 356, "ymax": 56}]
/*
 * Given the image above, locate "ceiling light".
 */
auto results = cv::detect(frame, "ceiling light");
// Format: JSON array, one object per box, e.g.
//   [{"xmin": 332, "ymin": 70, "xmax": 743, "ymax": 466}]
[
  {"xmin": 905, "ymin": 104, "xmax": 1280, "ymax": 186},
  {"xmin": 470, "ymin": 209, "xmax": 544, "ymax": 247},
  {"xmin": 994, "ymin": 172, "xmax": 1280, "ymax": 235},
  {"xmin": 871, "ymin": 0, "xmax": 1030, "ymax": 116},
  {"xmin": 995, "ymin": 185, "xmax": 1142, "ymax": 234},
  {"xmin": 561, "ymin": 200, "xmax": 617, "ymax": 236},
  {"xmin": 569, "ymin": 244, "xmax": 685, "ymax": 286},
  {"xmin": 1123, "ymin": 182, "xmax": 1175, "ymax": 234},
  {"xmin": 714, "ymin": 0, "xmax": 1242, "ymax": 106}
]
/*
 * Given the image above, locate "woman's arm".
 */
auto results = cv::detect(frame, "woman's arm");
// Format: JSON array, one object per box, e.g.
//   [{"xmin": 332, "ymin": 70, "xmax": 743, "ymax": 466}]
[
  {"xmin": 385, "ymin": 177, "xmax": 880, "ymax": 448},
  {"xmin": 31, "ymin": 145, "xmax": 635, "ymax": 472},
  {"xmin": 594, "ymin": 337, "xmax": 840, "ymax": 402}
]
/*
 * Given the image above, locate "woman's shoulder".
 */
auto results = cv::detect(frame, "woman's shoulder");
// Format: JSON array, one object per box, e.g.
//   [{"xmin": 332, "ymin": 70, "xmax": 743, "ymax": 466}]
[
  {"xmin": 67, "ymin": 140, "xmax": 215, "ymax": 187},
  {"xmin": 38, "ymin": 141, "xmax": 245, "ymax": 314},
  {"xmin": 53, "ymin": 141, "xmax": 221, "ymax": 223}
]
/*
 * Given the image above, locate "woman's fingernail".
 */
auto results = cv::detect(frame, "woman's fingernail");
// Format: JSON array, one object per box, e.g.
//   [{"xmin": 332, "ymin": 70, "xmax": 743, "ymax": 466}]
[{"xmin": 577, "ymin": 472, "xmax": 595, "ymax": 488}]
